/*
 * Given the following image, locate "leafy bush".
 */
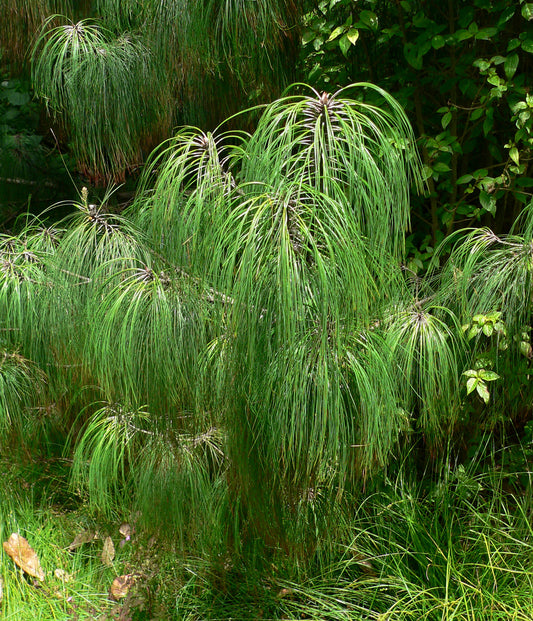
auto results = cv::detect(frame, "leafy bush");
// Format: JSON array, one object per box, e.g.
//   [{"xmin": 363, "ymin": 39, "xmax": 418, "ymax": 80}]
[{"xmin": 301, "ymin": 0, "xmax": 533, "ymax": 261}]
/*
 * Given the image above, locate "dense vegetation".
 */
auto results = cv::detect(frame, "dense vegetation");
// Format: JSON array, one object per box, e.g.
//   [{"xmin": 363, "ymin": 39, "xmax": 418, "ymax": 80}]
[{"xmin": 0, "ymin": 1, "xmax": 532, "ymax": 619}]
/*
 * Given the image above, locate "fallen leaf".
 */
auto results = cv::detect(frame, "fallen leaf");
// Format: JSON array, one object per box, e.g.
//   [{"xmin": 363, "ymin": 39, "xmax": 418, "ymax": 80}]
[
  {"xmin": 3, "ymin": 533, "xmax": 45, "ymax": 581},
  {"xmin": 101, "ymin": 536, "xmax": 115, "ymax": 566},
  {"xmin": 118, "ymin": 523, "xmax": 132, "ymax": 540},
  {"xmin": 68, "ymin": 530, "xmax": 98, "ymax": 551},
  {"xmin": 276, "ymin": 587, "xmax": 294, "ymax": 599},
  {"xmin": 109, "ymin": 574, "xmax": 136, "ymax": 600},
  {"xmin": 54, "ymin": 568, "xmax": 73, "ymax": 582}
]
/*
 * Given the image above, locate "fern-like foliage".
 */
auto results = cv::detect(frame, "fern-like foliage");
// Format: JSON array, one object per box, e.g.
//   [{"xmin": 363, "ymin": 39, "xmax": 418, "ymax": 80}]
[
  {"xmin": 85, "ymin": 258, "xmax": 209, "ymax": 416},
  {"xmin": 0, "ymin": 228, "xmax": 53, "ymax": 363},
  {"xmin": 384, "ymin": 304, "xmax": 465, "ymax": 440},
  {"xmin": 71, "ymin": 402, "xmax": 147, "ymax": 512},
  {"xmin": 241, "ymin": 84, "xmax": 423, "ymax": 260},
  {"xmin": 29, "ymin": 1, "xmax": 302, "ymax": 183},
  {"xmin": 71, "ymin": 400, "xmax": 227, "ymax": 538},
  {"xmin": 437, "ymin": 227, "xmax": 533, "ymax": 334},
  {"xmin": 131, "ymin": 85, "xmax": 425, "ymax": 541},
  {"xmin": 0, "ymin": 349, "xmax": 45, "ymax": 444},
  {"xmin": 32, "ymin": 17, "xmax": 157, "ymax": 183}
]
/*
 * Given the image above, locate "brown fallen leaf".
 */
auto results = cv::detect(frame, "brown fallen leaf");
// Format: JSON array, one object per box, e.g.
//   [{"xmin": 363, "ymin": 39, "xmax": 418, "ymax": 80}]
[
  {"xmin": 101, "ymin": 536, "xmax": 115, "ymax": 567},
  {"xmin": 118, "ymin": 523, "xmax": 132, "ymax": 540},
  {"xmin": 109, "ymin": 574, "xmax": 136, "ymax": 600},
  {"xmin": 119, "ymin": 523, "xmax": 133, "ymax": 548},
  {"xmin": 68, "ymin": 530, "xmax": 98, "ymax": 551},
  {"xmin": 3, "ymin": 533, "xmax": 45, "ymax": 581}
]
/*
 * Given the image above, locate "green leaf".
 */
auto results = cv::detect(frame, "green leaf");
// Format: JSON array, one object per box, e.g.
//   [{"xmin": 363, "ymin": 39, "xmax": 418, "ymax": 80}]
[
  {"xmin": 462, "ymin": 369, "xmax": 478, "ymax": 378},
  {"xmin": 483, "ymin": 115, "xmax": 494, "ymax": 136},
  {"xmin": 522, "ymin": 3, "xmax": 533, "ymax": 20},
  {"xmin": 479, "ymin": 190, "xmax": 496, "ymax": 215},
  {"xmin": 498, "ymin": 6, "xmax": 516, "ymax": 25},
  {"xmin": 338, "ymin": 34, "xmax": 351, "ymax": 57},
  {"xmin": 479, "ymin": 370, "xmax": 500, "ymax": 382},
  {"xmin": 473, "ymin": 58, "xmax": 490, "ymax": 72},
  {"xmin": 476, "ymin": 382, "xmax": 490, "ymax": 404},
  {"xmin": 509, "ymin": 147, "xmax": 520, "ymax": 166},
  {"xmin": 6, "ymin": 91, "xmax": 30, "ymax": 106},
  {"xmin": 520, "ymin": 340, "xmax": 533, "ymax": 358},
  {"xmin": 473, "ymin": 168, "xmax": 488, "ymax": 179},
  {"xmin": 421, "ymin": 164, "xmax": 432, "ymax": 180},
  {"xmin": 302, "ymin": 30, "xmax": 315, "ymax": 45},
  {"xmin": 308, "ymin": 64, "xmax": 322, "ymax": 82},
  {"xmin": 346, "ymin": 28, "xmax": 359, "ymax": 45},
  {"xmin": 441, "ymin": 111, "xmax": 452, "ymax": 129},
  {"xmin": 513, "ymin": 100, "xmax": 528, "ymax": 112},
  {"xmin": 404, "ymin": 43, "xmax": 422, "ymax": 70},
  {"xmin": 482, "ymin": 323, "xmax": 493, "ymax": 337},
  {"xmin": 475, "ymin": 27, "xmax": 498, "ymax": 40},
  {"xmin": 487, "ymin": 74, "xmax": 503, "ymax": 87},
  {"xmin": 455, "ymin": 29, "xmax": 473, "ymax": 42},
  {"xmin": 327, "ymin": 26, "xmax": 345, "ymax": 42},
  {"xmin": 359, "ymin": 10, "xmax": 378, "ymax": 30},
  {"xmin": 522, "ymin": 38, "xmax": 533, "ymax": 53},
  {"xmin": 432, "ymin": 162, "xmax": 450, "ymax": 173},
  {"xmin": 466, "ymin": 377, "xmax": 478, "ymax": 394},
  {"xmin": 467, "ymin": 326, "xmax": 480, "ymax": 341},
  {"xmin": 504, "ymin": 53, "xmax": 519, "ymax": 79},
  {"xmin": 432, "ymin": 35, "xmax": 446, "ymax": 49}
]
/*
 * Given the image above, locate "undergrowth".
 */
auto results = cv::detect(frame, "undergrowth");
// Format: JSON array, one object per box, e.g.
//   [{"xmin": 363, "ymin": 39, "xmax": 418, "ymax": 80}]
[{"xmin": 0, "ymin": 447, "xmax": 531, "ymax": 620}]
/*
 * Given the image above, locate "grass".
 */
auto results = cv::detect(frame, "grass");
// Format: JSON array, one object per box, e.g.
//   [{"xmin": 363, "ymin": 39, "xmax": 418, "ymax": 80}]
[
  {"xmin": 0, "ymin": 456, "xmax": 170, "ymax": 620},
  {"xmin": 0, "ymin": 448, "xmax": 531, "ymax": 620}
]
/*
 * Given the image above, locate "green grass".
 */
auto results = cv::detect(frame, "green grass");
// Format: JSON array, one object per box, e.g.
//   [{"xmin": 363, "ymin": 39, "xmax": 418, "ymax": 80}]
[
  {"xmin": 1, "ymin": 451, "xmax": 531, "ymax": 620},
  {"xmin": 0, "ymin": 457, "xmax": 175, "ymax": 620}
]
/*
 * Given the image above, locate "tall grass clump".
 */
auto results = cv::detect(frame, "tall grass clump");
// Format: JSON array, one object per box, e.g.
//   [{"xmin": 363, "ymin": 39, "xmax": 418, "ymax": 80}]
[
  {"xmin": 170, "ymin": 454, "xmax": 533, "ymax": 620},
  {"xmin": 27, "ymin": 1, "xmax": 303, "ymax": 184},
  {"xmin": 32, "ymin": 16, "xmax": 157, "ymax": 183}
]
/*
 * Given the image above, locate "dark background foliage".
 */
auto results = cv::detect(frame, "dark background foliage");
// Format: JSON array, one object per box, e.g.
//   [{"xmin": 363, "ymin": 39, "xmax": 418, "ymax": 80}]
[{"xmin": 300, "ymin": 0, "xmax": 533, "ymax": 267}]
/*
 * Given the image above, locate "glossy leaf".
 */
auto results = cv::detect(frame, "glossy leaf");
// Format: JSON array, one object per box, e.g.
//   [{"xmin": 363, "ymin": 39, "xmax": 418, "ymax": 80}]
[{"xmin": 476, "ymin": 381, "xmax": 490, "ymax": 403}]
